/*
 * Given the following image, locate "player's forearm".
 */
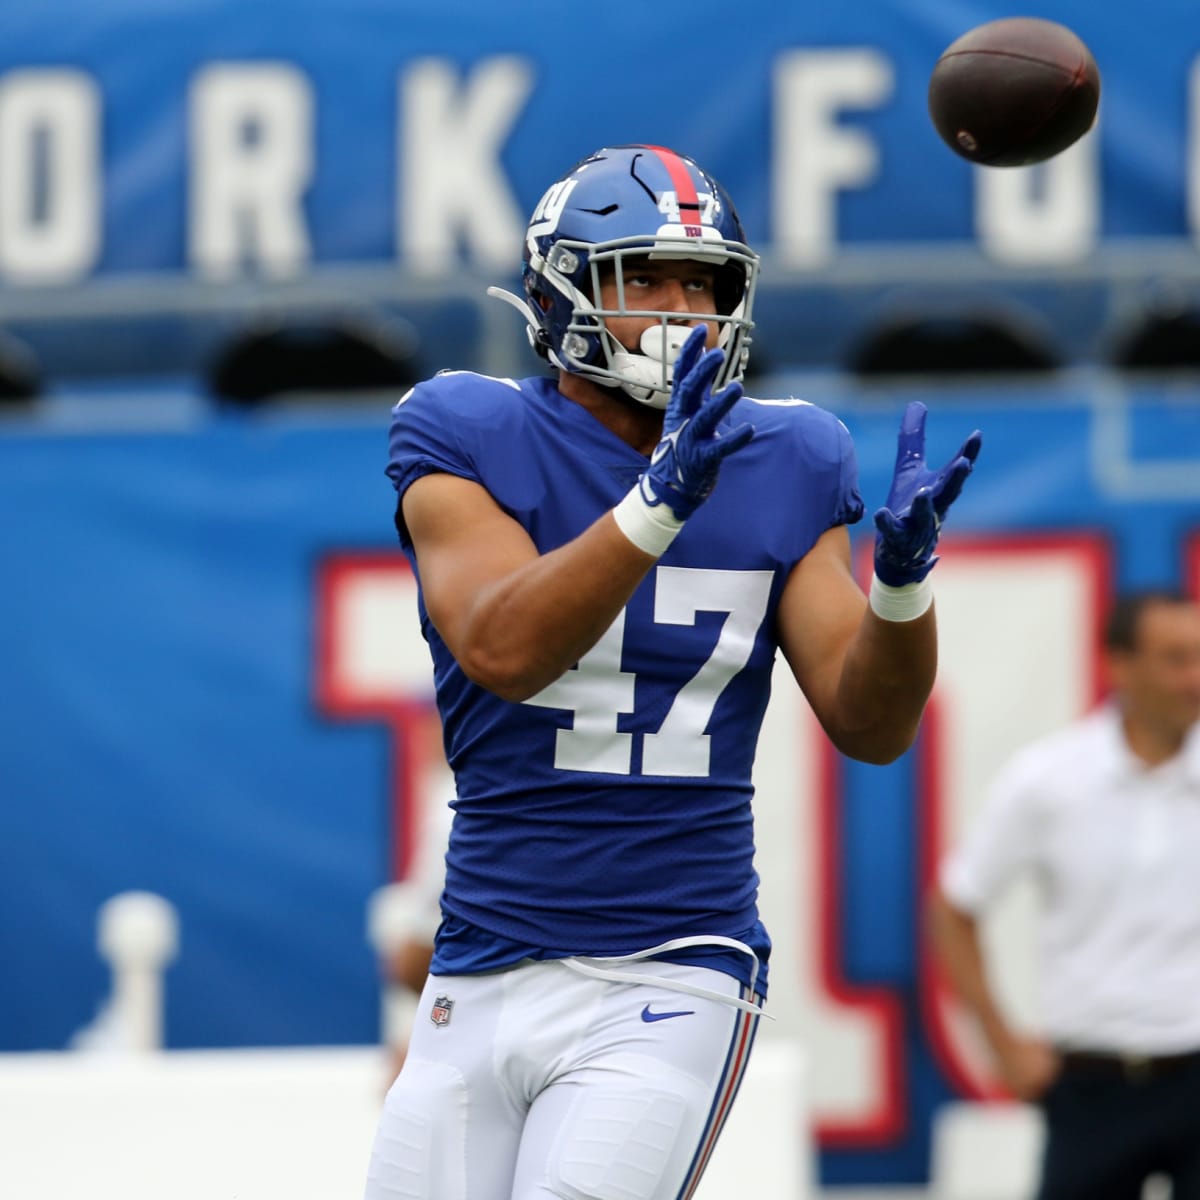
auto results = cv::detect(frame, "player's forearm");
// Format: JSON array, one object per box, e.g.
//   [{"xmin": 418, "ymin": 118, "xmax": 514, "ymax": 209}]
[
  {"xmin": 826, "ymin": 605, "xmax": 938, "ymax": 763},
  {"xmin": 450, "ymin": 514, "xmax": 656, "ymax": 702}
]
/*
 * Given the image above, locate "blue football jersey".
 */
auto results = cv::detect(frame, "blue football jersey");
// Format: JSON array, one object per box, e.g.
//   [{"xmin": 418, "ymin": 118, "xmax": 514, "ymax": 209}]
[{"xmin": 386, "ymin": 371, "xmax": 864, "ymax": 994}]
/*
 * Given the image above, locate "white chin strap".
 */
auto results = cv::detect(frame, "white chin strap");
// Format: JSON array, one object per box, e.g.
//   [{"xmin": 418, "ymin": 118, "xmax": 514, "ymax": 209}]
[{"xmin": 609, "ymin": 325, "xmax": 693, "ymax": 409}]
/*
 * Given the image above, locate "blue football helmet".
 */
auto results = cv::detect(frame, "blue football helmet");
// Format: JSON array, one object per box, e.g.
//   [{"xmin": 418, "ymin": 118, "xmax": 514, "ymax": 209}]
[{"xmin": 489, "ymin": 145, "xmax": 759, "ymax": 408}]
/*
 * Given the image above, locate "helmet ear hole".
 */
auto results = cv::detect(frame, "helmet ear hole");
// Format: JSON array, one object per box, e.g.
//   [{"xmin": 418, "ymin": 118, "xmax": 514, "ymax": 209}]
[{"xmin": 521, "ymin": 277, "xmax": 560, "ymax": 360}]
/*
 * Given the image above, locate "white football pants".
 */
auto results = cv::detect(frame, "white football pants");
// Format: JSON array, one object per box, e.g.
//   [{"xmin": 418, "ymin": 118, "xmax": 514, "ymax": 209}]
[{"xmin": 363, "ymin": 958, "xmax": 761, "ymax": 1200}]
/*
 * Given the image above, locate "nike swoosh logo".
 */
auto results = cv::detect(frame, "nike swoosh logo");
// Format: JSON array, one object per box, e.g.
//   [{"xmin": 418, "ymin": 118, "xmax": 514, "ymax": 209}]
[
  {"xmin": 650, "ymin": 429, "xmax": 681, "ymax": 465},
  {"xmin": 640, "ymin": 1004, "xmax": 695, "ymax": 1023}
]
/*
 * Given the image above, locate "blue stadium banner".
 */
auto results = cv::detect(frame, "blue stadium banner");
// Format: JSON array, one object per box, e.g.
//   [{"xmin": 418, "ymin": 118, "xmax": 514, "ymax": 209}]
[
  {"xmin": 5, "ymin": 0, "xmax": 1200, "ymax": 1187},
  {"xmin": 2, "ymin": 377, "xmax": 1200, "ymax": 1184},
  {"xmin": 0, "ymin": 0, "xmax": 1197, "ymax": 285}
]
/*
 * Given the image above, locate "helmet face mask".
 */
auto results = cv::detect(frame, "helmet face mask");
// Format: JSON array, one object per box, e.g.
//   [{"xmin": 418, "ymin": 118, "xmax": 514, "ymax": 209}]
[{"xmin": 514, "ymin": 146, "xmax": 759, "ymax": 408}]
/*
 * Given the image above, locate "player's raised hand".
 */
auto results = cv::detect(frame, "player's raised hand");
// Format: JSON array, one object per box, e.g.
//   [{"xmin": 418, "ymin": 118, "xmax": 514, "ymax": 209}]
[
  {"xmin": 638, "ymin": 325, "xmax": 754, "ymax": 521},
  {"xmin": 873, "ymin": 401, "xmax": 982, "ymax": 587}
]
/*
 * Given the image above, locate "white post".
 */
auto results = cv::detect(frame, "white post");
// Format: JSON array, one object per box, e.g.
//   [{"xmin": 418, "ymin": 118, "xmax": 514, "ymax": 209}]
[
  {"xmin": 96, "ymin": 891, "xmax": 180, "ymax": 1052},
  {"xmin": 366, "ymin": 883, "xmax": 423, "ymax": 1051}
]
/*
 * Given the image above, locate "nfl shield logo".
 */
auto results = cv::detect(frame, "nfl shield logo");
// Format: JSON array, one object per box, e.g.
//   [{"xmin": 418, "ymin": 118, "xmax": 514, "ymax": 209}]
[{"xmin": 430, "ymin": 995, "xmax": 454, "ymax": 1027}]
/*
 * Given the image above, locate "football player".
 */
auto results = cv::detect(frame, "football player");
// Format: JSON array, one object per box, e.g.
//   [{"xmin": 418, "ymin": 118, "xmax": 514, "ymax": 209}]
[{"xmin": 364, "ymin": 144, "xmax": 981, "ymax": 1200}]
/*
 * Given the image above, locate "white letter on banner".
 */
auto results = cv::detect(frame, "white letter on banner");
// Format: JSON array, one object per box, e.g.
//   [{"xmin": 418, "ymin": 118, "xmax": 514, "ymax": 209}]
[
  {"xmin": 0, "ymin": 70, "xmax": 100, "ymax": 283},
  {"xmin": 976, "ymin": 129, "xmax": 1098, "ymax": 264},
  {"xmin": 772, "ymin": 49, "xmax": 893, "ymax": 267},
  {"xmin": 190, "ymin": 64, "xmax": 313, "ymax": 279},
  {"xmin": 399, "ymin": 57, "xmax": 532, "ymax": 272}
]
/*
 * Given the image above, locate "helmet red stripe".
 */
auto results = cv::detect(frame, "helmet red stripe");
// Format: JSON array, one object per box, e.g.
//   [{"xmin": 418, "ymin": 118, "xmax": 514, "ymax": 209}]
[{"xmin": 644, "ymin": 144, "xmax": 704, "ymax": 227}]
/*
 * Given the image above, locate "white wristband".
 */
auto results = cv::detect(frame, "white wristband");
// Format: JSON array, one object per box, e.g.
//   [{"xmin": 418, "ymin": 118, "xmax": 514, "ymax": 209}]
[
  {"xmin": 869, "ymin": 574, "xmax": 934, "ymax": 622},
  {"xmin": 612, "ymin": 484, "xmax": 685, "ymax": 557}
]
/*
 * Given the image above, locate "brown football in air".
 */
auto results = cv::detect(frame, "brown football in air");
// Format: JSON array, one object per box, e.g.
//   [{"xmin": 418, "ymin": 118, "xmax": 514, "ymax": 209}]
[{"xmin": 928, "ymin": 17, "xmax": 1101, "ymax": 167}]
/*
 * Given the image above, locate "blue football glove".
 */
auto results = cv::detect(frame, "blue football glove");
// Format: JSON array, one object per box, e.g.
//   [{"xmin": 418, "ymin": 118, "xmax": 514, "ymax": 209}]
[
  {"xmin": 639, "ymin": 325, "xmax": 754, "ymax": 521},
  {"xmin": 873, "ymin": 401, "xmax": 982, "ymax": 587}
]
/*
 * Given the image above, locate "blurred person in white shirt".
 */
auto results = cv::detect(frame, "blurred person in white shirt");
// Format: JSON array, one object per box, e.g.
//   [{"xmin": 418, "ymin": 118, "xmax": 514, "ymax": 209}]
[{"xmin": 930, "ymin": 589, "xmax": 1200, "ymax": 1200}]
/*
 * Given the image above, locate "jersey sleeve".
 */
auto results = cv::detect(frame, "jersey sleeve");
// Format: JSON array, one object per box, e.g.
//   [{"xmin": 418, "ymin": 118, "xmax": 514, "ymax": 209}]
[
  {"xmin": 939, "ymin": 749, "xmax": 1046, "ymax": 913},
  {"xmin": 722, "ymin": 398, "xmax": 866, "ymax": 568},
  {"xmin": 829, "ymin": 415, "xmax": 866, "ymax": 531},
  {"xmin": 387, "ymin": 379, "xmax": 478, "ymax": 490},
  {"xmin": 777, "ymin": 403, "xmax": 865, "ymax": 540},
  {"xmin": 384, "ymin": 371, "xmax": 542, "ymax": 550}
]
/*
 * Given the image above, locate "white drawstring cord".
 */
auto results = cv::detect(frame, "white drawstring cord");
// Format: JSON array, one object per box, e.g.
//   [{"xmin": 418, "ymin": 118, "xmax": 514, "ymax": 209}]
[{"xmin": 560, "ymin": 934, "xmax": 772, "ymax": 1019}]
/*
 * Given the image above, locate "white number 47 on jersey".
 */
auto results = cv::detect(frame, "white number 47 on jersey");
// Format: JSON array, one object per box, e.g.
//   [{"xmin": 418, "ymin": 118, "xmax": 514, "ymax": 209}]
[{"xmin": 525, "ymin": 567, "xmax": 773, "ymax": 778}]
